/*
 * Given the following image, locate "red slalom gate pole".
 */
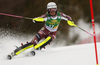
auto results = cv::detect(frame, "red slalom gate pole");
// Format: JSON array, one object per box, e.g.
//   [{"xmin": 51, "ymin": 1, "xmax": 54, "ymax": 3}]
[{"xmin": 89, "ymin": 0, "xmax": 99, "ymax": 65}]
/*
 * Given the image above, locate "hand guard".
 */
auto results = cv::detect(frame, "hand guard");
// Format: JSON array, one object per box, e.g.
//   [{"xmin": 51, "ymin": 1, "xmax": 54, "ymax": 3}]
[{"xmin": 67, "ymin": 20, "xmax": 76, "ymax": 26}]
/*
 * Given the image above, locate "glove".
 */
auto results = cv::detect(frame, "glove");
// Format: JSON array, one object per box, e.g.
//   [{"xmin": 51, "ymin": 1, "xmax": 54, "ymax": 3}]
[
  {"xmin": 32, "ymin": 17, "xmax": 44, "ymax": 23},
  {"xmin": 67, "ymin": 20, "xmax": 76, "ymax": 26}
]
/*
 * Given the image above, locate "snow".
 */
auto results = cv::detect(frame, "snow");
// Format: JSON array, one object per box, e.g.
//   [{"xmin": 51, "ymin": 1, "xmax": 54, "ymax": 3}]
[
  {"xmin": 0, "ymin": 18, "xmax": 100, "ymax": 65},
  {"xmin": 69, "ymin": 18, "xmax": 100, "ymax": 40},
  {"xmin": 0, "ymin": 34, "xmax": 100, "ymax": 65}
]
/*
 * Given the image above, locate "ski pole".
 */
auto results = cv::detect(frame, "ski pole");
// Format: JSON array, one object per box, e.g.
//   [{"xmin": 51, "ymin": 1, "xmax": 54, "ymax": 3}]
[
  {"xmin": 74, "ymin": 25, "xmax": 100, "ymax": 40},
  {"xmin": 0, "ymin": 13, "xmax": 33, "ymax": 20}
]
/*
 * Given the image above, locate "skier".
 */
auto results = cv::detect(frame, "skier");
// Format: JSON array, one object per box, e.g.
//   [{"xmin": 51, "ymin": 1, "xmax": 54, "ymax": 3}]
[
  {"xmin": 8, "ymin": 2, "xmax": 76, "ymax": 59},
  {"xmin": 30, "ymin": 2, "xmax": 75, "ymax": 49}
]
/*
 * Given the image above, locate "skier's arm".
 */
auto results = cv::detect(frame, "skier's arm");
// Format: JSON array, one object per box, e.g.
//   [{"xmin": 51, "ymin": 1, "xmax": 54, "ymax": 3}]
[
  {"xmin": 60, "ymin": 12, "xmax": 76, "ymax": 26},
  {"xmin": 32, "ymin": 14, "xmax": 47, "ymax": 23}
]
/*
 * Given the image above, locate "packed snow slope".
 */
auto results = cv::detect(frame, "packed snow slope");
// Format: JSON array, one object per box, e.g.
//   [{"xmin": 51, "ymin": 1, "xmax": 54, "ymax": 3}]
[
  {"xmin": 0, "ymin": 41, "xmax": 100, "ymax": 65},
  {"xmin": 0, "ymin": 28, "xmax": 100, "ymax": 65}
]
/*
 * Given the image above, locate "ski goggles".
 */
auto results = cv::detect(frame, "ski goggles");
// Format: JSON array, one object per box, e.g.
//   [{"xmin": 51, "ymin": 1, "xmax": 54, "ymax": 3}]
[{"xmin": 48, "ymin": 8, "xmax": 57, "ymax": 12}]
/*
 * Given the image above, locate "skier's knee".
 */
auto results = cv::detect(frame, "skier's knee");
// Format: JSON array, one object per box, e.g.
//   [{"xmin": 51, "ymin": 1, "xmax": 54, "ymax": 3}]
[{"xmin": 49, "ymin": 35, "xmax": 56, "ymax": 40}]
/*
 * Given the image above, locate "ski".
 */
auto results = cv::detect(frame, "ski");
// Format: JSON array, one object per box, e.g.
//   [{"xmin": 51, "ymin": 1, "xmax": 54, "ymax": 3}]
[
  {"xmin": 30, "ymin": 51, "xmax": 36, "ymax": 56},
  {"xmin": 7, "ymin": 55, "xmax": 12, "ymax": 60},
  {"xmin": 7, "ymin": 50, "xmax": 36, "ymax": 60},
  {"xmin": 7, "ymin": 52, "xmax": 15, "ymax": 60},
  {"xmin": 7, "ymin": 42, "xmax": 36, "ymax": 60}
]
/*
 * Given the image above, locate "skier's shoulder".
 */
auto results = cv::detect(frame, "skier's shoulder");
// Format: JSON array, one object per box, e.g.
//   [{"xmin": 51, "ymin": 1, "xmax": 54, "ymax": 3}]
[
  {"xmin": 39, "ymin": 14, "xmax": 47, "ymax": 18},
  {"xmin": 59, "ymin": 12, "xmax": 68, "ymax": 17},
  {"xmin": 59, "ymin": 12, "xmax": 72, "ymax": 20}
]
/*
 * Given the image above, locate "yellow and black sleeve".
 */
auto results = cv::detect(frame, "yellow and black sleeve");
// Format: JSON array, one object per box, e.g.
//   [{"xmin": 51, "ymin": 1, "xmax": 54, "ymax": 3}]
[{"xmin": 34, "ymin": 36, "xmax": 52, "ymax": 50}]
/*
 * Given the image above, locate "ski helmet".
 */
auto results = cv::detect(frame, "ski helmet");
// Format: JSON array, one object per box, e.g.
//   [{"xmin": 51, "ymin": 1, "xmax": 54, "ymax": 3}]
[
  {"xmin": 47, "ymin": 2, "xmax": 57, "ymax": 16},
  {"xmin": 47, "ymin": 2, "xmax": 57, "ymax": 10}
]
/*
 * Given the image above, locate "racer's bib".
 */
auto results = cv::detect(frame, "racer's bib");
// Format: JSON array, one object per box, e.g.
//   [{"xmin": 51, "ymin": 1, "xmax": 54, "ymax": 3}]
[{"xmin": 45, "ymin": 12, "xmax": 61, "ymax": 32}]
